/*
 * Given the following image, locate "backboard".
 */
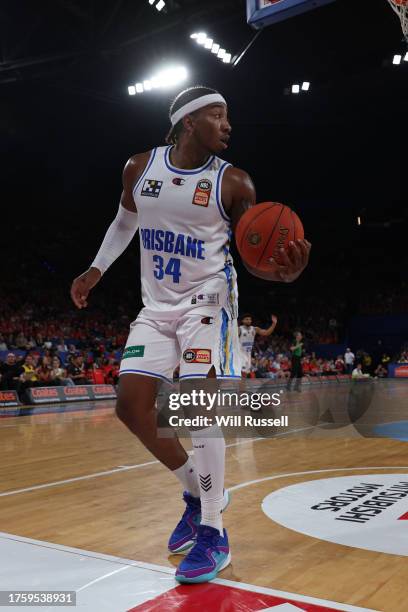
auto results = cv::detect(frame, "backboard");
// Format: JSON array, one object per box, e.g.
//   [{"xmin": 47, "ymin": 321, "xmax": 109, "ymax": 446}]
[{"xmin": 247, "ymin": 0, "xmax": 336, "ymax": 30}]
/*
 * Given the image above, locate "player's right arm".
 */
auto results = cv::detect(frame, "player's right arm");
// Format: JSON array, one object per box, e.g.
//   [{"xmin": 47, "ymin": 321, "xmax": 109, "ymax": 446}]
[{"xmin": 70, "ymin": 152, "xmax": 150, "ymax": 309}]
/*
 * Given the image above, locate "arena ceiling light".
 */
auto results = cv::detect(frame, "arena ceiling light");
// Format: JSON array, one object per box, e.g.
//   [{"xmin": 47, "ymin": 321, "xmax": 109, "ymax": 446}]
[
  {"xmin": 148, "ymin": 0, "xmax": 166, "ymax": 11},
  {"xmin": 128, "ymin": 66, "xmax": 188, "ymax": 95},
  {"xmin": 190, "ymin": 32, "xmax": 233, "ymax": 65},
  {"xmin": 288, "ymin": 82, "xmax": 311, "ymax": 94},
  {"xmin": 392, "ymin": 54, "xmax": 402, "ymax": 64},
  {"xmin": 404, "ymin": 51, "xmax": 408, "ymax": 61}
]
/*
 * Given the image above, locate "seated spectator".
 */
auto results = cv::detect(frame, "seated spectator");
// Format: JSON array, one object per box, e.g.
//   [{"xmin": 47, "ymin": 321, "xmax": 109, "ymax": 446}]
[
  {"xmin": 308, "ymin": 357, "xmax": 321, "ymax": 377},
  {"xmin": 19, "ymin": 354, "xmax": 40, "ymax": 401},
  {"xmin": 21, "ymin": 354, "xmax": 39, "ymax": 386},
  {"xmin": 50, "ymin": 356, "xmax": 74, "ymax": 386},
  {"xmin": 67, "ymin": 354, "xmax": 88, "ymax": 385},
  {"xmin": 381, "ymin": 353, "xmax": 391, "ymax": 369},
  {"xmin": 322, "ymin": 359, "xmax": 335, "ymax": 376},
  {"xmin": 335, "ymin": 355, "xmax": 345, "ymax": 374},
  {"xmin": 36, "ymin": 355, "xmax": 59, "ymax": 386},
  {"xmin": 352, "ymin": 363, "xmax": 370, "ymax": 379},
  {"xmin": 398, "ymin": 350, "xmax": 408, "ymax": 363},
  {"xmin": 0, "ymin": 353, "xmax": 24, "ymax": 394},
  {"xmin": 56, "ymin": 338, "xmax": 68, "ymax": 352},
  {"xmin": 103, "ymin": 358, "xmax": 120, "ymax": 385},
  {"xmin": 374, "ymin": 363, "xmax": 388, "ymax": 378},
  {"xmin": 302, "ymin": 357, "xmax": 311, "ymax": 376}
]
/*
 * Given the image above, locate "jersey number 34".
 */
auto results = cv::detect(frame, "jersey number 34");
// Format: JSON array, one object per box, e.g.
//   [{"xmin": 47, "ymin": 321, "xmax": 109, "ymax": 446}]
[{"xmin": 153, "ymin": 255, "xmax": 181, "ymax": 283}]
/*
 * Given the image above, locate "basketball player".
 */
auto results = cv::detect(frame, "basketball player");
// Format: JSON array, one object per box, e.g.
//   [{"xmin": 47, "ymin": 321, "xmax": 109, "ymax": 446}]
[
  {"xmin": 70, "ymin": 86, "xmax": 311, "ymax": 583},
  {"xmin": 239, "ymin": 314, "xmax": 278, "ymax": 377}
]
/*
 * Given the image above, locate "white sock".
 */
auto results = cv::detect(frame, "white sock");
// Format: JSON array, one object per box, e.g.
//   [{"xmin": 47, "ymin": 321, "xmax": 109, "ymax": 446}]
[
  {"xmin": 172, "ymin": 456, "xmax": 200, "ymax": 498},
  {"xmin": 191, "ymin": 424, "xmax": 225, "ymax": 535}
]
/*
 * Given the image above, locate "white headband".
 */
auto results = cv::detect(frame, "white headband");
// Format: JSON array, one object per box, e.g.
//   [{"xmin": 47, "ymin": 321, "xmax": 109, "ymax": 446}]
[{"xmin": 170, "ymin": 93, "xmax": 227, "ymax": 126}]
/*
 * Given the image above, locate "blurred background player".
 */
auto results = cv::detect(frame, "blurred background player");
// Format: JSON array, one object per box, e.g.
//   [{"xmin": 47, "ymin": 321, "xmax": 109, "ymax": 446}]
[
  {"xmin": 239, "ymin": 314, "xmax": 278, "ymax": 378},
  {"xmin": 287, "ymin": 331, "xmax": 304, "ymax": 391}
]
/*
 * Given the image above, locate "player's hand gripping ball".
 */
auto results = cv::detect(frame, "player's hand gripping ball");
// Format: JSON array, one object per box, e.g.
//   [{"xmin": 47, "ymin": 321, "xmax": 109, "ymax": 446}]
[{"xmin": 235, "ymin": 202, "xmax": 305, "ymax": 274}]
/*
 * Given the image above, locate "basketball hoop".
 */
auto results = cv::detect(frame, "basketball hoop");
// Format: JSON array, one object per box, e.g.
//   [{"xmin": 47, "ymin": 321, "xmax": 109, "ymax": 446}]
[{"xmin": 387, "ymin": 0, "xmax": 408, "ymax": 41}]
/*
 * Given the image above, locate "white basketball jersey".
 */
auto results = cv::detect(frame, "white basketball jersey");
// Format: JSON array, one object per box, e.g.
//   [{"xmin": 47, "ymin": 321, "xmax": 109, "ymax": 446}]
[
  {"xmin": 239, "ymin": 325, "xmax": 256, "ymax": 354},
  {"xmin": 133, "ymin": 145, "xmax": 238, "ymax": 321}
]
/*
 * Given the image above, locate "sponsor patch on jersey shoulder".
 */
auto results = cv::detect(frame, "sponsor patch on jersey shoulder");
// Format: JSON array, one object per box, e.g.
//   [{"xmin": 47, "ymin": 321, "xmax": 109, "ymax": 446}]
[
  {"xmin": 183, "ymin": 349, "xmax": 212, "ymax": 364},
  {"xmin": 193, "ymin": 179, "xmax": 212, "ymax": 207},
  {"xmin": 141, "ymin": 179, "xmax": 163, "ymax": 198},
  {"xmin": 191, "ymin": 292, "xmax": 219, "ymax": 306}
]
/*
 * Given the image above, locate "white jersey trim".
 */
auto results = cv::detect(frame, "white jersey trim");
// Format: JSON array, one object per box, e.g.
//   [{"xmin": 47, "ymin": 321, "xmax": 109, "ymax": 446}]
[
  {"xmin": 132, "ymin": 148, "xmax": 157, "ymax": 199},
  {"xmin": 216, "ymin": 161, "xmax": 231, "ymax": 223},
  {"xmin": 164, "ymin": 145, "xmax": 215, "ymax": 175}
]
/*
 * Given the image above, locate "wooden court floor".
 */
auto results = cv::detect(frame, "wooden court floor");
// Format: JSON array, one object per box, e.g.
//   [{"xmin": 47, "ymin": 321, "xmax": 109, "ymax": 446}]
[{"xmin": 1, "ymin": 391, "xmax": 408, "ymax": 611}]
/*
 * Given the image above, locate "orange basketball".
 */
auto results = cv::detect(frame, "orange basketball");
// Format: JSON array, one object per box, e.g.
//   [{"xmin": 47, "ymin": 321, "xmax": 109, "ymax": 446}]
[{"xmin": 235, "ymin": 202, "xmax": 304, "ymax": 272}]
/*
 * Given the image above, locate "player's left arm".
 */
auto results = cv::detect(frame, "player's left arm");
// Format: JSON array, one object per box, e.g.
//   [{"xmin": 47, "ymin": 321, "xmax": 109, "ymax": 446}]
[
  {"xmin": 255, "ymin": 314, "xmax": 278, "ymax": 337},
  {"xmin": 222, "ymin": 167, "xmax": 311, "ymax": 282}
]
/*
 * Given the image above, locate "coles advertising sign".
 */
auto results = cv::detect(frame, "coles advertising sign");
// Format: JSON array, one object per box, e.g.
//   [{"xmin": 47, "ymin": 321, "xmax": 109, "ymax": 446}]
[
  {"xmin": 0, "ymin": 390, "xmax": 20, "ymax": 407},
  {"xmin": 395, "ymin": 365, "xmax": 408, "ymax": 378},
  {"xmin": 61, "ymin": 386, "xmax": 91, "ymax": 401},
  {"xmin": 27, "ymin": 384, "xmax": 117, "ymax": 405},
  {"xmin": 28, "ymin": 387, "xmax": 59, "ymax": 404},
  {"xmin": 92, "ymin": 384, "xmax": 116, "ymax": 399}
]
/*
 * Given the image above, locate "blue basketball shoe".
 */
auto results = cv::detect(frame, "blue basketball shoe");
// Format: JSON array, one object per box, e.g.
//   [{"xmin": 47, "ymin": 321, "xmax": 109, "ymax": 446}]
[
  {"xmin": 175, "ymin": 525, "xmax": 231, "ymax": 583},
  {"xmin": 168, "ymin": 492, "xmax": 201, "ymax": 554},
  {"xmin": 168, "ymin": 490, "xmax": 230, "ymax": 555}
]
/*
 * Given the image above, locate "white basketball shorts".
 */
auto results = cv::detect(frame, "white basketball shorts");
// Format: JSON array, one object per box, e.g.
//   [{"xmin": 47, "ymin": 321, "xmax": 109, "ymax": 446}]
[{"xmin": 119, "ymin": 307, "xmax": 242, "ymax": 383}]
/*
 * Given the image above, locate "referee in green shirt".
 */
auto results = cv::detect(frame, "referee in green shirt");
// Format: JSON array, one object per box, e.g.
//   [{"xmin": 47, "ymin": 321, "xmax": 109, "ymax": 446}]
[{"xmin": 287, "ymin": 331, "xmax": 304, "ymax": 391}]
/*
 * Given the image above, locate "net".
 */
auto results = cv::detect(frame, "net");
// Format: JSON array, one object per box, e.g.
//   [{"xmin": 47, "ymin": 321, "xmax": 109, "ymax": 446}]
[{"xmin": 387, "ymin": 0, "xmax": 408, "ymax": 40}]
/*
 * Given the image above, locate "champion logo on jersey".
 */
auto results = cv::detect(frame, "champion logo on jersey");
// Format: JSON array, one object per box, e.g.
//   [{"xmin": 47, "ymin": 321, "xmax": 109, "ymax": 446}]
[
  {"xmin": 172, "ymin": 177, "xmax": 185, "ymax": 186},
  {"xmin": 183, "ymin": 348, "xmax": 212, "ymax": 364},
  {"xmin": 141, "ymin": 179, "xmax": 163, "ymax": 198},
  {"xmin": 192, "ymin": 179, "xmax": 212, "ymax": 207},
  {"xmin": 191, "ymin": 292, "xmax": 219, "ymax": 306}
]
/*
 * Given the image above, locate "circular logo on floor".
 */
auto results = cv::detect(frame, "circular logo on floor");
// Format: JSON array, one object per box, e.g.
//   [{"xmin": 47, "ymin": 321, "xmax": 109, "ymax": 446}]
[{"xmin": 262, "ymin": 473, "xmax": 408, "ymax": 556}]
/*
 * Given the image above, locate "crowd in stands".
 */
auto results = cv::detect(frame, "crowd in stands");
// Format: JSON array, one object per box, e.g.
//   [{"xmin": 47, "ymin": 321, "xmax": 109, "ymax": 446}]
[{"xmin": 243, "ymin": 334, "xmax": 407, "ymax": 380}]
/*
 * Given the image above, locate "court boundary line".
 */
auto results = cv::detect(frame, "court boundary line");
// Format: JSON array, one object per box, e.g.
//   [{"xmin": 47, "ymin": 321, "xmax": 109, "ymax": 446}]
[
  {"xmin": 0, "ymin": 426, "xmax": 314, "ymax": 498},
  {"xmin": 0, "ymin": 530, "xmax": 379, "ymax": 612}
]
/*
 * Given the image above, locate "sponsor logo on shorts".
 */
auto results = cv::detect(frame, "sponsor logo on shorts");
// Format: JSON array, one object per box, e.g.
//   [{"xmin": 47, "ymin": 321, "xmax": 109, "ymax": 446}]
[
  {"xmin": 192, "ymin": 179, "xmax": 212, "ymax": 207},
  {"xmin": 191, "ymin": 292, "xmax": 219, "ymax": 306},
  {"xmin": 183, "ymin": 349, "xmax": 212, "ymax": 364},
  {"xmin": 262, "ymin": 474, "xmax": 408, "ymax": 556},
  {"xmin": 123, "ymin": 345, "xmax": 145, "ymax": 359},
  {"xmin": 141, "ymin": 179, "xmax": 163, "ymax": 198}
]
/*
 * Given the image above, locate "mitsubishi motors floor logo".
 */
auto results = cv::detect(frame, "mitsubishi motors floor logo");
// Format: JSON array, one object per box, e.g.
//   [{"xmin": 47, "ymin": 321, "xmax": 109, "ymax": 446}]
[{"xmin": 262, "ymin": 473, "xmax": 408, "ymax": 556}]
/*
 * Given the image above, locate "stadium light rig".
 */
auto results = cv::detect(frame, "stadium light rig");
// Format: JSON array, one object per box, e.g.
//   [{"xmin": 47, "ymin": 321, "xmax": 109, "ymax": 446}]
[
  {"xmin": 288, "ymin": 81, "xmax": 310, "ymax": 94},
  {"xmin": 190, "ymin": 32, "xmax": 232, "ymax": 64},
  {"xmin": 148, "ymin": 0, "xmax": 166, "ymax": 12},
  {"xmin": 128, "ymin": 66, "xmax": 188, "ymax": 95}
]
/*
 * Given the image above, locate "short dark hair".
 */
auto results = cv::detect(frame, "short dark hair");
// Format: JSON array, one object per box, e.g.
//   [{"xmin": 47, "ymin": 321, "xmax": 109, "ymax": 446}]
[{"xmin": 166, "ymin": 86, "xmax": 218, "ymax": 145}]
